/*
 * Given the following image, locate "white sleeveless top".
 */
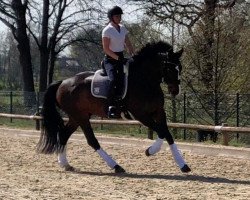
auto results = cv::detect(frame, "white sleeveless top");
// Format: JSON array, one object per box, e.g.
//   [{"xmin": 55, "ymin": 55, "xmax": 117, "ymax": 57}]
[{"xmin": 102, "ymin": 23, "xmax": 128, "ymax": 52}]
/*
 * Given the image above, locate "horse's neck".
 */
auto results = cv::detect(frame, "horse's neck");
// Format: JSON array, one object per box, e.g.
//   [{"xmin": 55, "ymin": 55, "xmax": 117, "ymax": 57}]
[
  {"xmin": 129, "ymin": 64, "xmax": 161, "ymax": 87},
  {"xmin": 128, "ymin": 67, "xmax": 162, "ymax": 94}
]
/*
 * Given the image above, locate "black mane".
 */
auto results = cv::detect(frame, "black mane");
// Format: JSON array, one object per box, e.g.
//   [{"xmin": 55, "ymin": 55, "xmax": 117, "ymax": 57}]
[
  {"xmin": 135, "ymin": 41, "xmax": 173, "ymax": 59},
  {"xmin": 129, "ymin": 41, "xmax": 174, "ymax": 83}
]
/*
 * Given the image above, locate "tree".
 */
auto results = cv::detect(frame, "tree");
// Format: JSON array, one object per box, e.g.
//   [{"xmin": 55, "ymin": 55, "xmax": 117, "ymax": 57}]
[
  {"xmin": 182, "ymin": 1, "xmax": 250, "ymax": 124},
  {"xmin": 0, "ymin": 32, "xmax": 22, "ymax": 90},
  {"xmin": 70, "ymin": 18, "xmax": 166, "ymax": 73},
  {"xmin": 0, "ymin": 0, "xmax": 35, "ymax": 94},
  {"xmin": 28, "ymin": 0, "xmax": 100, "ymax": 91},
  {"xmin": 70, "ymin": 27, "xmax": 103, "ymax": 71},
  {"xmin": 131, "ymin": 0, "xmax": 250, "ymax": 125},
  {"xmin": 0, "ymin": 0, "xmax": 103, "ymax": 92},
  {"xmin": 125, "ymin": 19, "xmax": 162, "ymax": 50}
]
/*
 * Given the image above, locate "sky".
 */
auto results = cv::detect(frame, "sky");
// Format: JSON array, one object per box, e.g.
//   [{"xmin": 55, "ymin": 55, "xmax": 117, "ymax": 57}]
[
  {"xmin": 91, "ymin": 0, "xmax": 142, "ymax": 25},
  {"xmin": 0, "ymin": 21, "xmax": 6, "ymax": 33},
  {"xmin": 0, "ymin": 0, "xmax": 141, "ymax": 34}
]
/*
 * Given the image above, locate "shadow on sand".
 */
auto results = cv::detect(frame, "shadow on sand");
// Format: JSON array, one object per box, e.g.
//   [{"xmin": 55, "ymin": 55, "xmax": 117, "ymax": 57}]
[{"xmin": 67, "ymin": 169, "xmax": 250, "ymax": 185}]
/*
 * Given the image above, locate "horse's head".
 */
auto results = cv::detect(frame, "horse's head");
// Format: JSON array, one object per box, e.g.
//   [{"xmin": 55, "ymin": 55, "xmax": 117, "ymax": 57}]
[
  {"xmin": 162, "ymin": 48, "xmax": 183, "ymax": 97},
  {"xmin": 132, "ymin": 41, "xmax": 183, "ymax": 97}
]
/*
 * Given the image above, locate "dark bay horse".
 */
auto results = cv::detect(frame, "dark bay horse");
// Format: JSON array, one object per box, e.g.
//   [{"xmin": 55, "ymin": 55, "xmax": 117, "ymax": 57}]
[{"xmin": 37, "ymin": 41, "xmax": 191, "ymax": 173}]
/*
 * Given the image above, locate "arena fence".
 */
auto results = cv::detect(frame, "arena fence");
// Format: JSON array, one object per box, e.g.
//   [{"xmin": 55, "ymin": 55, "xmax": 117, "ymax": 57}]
[{"xmin": 0, "ymin": 113, "xmax": 249, "ymax": 146}]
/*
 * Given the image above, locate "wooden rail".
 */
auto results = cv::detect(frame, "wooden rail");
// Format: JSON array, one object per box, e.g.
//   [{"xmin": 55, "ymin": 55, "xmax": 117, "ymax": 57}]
[{"xmin": 0, "ymin": 113, "xmax": 249, "ymax": 145}]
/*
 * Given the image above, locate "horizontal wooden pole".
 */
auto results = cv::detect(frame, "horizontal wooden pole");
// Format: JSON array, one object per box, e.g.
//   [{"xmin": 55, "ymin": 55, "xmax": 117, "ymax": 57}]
[{"xmin": 0, "ymin": 113, "xmax": 249, "ymax": 133}]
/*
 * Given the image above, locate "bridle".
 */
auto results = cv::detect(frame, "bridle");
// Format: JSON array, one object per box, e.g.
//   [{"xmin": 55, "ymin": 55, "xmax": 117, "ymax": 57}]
[{"xmin": 160, "ymin": 54, "xmax": 181, "ymax": 85}]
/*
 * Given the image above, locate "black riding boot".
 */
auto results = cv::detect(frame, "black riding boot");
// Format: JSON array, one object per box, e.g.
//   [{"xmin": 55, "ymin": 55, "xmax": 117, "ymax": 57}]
[{"xmin": 107, "ymin": 81, "xmax": 117, "ymax": 118}]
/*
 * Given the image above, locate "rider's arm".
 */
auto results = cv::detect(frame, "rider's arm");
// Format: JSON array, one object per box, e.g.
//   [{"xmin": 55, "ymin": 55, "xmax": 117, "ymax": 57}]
[
  {"xmin": 125, "ymin": 35, "xmax": 135, "ymax": 56},
  {"xmin": 102, "ymin": 37, "xmax": 119, "ymax": 60}
]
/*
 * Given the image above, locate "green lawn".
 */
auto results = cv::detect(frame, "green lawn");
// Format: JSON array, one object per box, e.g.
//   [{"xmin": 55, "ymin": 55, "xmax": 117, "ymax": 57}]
[{"xmin": 0, "ymin": 117, "xmax": 249, "ymax": 147}]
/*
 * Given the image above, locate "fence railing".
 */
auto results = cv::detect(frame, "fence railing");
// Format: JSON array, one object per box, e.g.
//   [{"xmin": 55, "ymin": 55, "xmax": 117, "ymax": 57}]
[
  {"xmin": 0, "ymin": 91, "xmax": 249, "ymax": 145},
  {"xmin": 1, "ymin": 91, "xmax": 249, "ymax": 125},
  {"xmin": 0, "ymin": 113, "xmax": 249, "ymax": 146}
]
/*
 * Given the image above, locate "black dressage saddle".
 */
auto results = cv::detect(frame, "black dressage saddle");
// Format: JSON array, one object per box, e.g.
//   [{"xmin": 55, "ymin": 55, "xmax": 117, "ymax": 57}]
[{"xmin": 91, "ymin": 63, "xmax": 129, "ymax": 100}]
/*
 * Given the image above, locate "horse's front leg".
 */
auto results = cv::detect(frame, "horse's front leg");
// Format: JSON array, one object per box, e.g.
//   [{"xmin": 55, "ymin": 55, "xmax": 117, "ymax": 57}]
[
  {"xmin": 145, "ymin": 137, "xmax": 164, "ymax": 156},
  {"xmin": 138, "ymin": 113, "xmax": 191, "ymax": 173},
  {"xmin": 80, "ymin": 120, "xmax": 125, "ymax": 173},
  {"xmin": 149, "ymin": 125, "xmax": 191, "ymax": 173},
  {"xmin": 150, "ymin": 125, "xmax": 191, "ymax": 172}
]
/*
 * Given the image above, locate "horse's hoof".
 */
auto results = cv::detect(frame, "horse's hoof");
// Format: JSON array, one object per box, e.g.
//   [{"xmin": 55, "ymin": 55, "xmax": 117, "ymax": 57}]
[
  {"xmin": 64, "ymin": 165, "xmax": 75, "ymax": 171},
  {"xmin": 114, "ymin": 165, "xmax": 126, "ymax": 173},
  {"xmin": 145, "ymin": 148, "xmax": 151, "ymax": 156},
  {"xmin": 181, "ymin": 164, "xmax": 191, "ymax": 173}
]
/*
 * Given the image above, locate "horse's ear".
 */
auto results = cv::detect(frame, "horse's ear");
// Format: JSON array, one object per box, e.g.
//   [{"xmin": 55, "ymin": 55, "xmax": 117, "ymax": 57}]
[{"xmin": 175, "ymin": 48, "xmax": 184, "ymax": 58}]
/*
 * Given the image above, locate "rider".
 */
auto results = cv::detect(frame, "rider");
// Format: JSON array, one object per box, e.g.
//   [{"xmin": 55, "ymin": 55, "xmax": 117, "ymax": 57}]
[{"xmin": 102, "ymin": 6, "xmax": 134, "ymax": 118}]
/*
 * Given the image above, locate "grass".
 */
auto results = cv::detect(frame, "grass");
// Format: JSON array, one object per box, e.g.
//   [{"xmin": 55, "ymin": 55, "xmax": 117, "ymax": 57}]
[
  {"xmin": 0, "ymin": 117, "xmax": 249, "ymax": 147},
  {"xmin": 0, "ymin": 117, "xmax": 151, "ymax": 139},
  {"xmin": 0, "ymin": 117, "xmax": 38, "ymax": 129}
]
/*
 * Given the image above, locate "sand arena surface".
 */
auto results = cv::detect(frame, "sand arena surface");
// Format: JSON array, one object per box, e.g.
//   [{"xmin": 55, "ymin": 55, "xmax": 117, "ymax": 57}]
[{"xmin": 0, "ymin": 128, "xmax": 250, "ymax": 200}]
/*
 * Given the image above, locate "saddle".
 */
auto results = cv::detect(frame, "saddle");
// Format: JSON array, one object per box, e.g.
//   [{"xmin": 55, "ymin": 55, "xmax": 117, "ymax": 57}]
[{"xmin": 91, "ymin": 63, "xmax": 129, "ymax": 100}]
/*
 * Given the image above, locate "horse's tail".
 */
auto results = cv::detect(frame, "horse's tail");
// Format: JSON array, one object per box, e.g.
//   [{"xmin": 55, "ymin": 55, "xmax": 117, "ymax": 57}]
[{"xmin": 37, "ymin": 80, "xmax": 64, "ymax": 154}]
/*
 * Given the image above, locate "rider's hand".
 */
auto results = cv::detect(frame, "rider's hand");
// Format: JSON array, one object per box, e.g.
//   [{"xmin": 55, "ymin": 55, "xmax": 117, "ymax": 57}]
[{"xmin": 118, "ymin": 56, "xmax": 128, "ymax": 65}]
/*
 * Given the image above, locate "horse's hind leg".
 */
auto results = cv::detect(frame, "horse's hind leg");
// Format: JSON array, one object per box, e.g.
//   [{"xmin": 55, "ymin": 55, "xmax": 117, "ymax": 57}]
[
  {"xmin": 57, "ymin": 118, "xmax": 78, "ymax": 171},
  {"xmin": 80, "ymin": 120, "xmax": 125, "ymax": 173}
]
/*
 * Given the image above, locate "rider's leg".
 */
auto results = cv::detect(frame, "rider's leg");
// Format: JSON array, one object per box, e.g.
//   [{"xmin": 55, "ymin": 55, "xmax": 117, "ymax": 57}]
[
  {"xmin": 104, "ymin": 61, "xmax": 118, "ymax": 118},
  {"xmin": 107, "ymin": 79, "xmax": 117, "ymax": 116}
]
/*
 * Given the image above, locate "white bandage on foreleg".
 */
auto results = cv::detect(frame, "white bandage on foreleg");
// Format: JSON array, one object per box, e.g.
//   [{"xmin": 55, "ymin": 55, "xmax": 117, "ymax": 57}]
[
  {"xmin": 170, "ymin": 143, "xmax": 186, "ymax": 168},
  {"xmin": 148, "ymin": 138, "xmax": 164, "ymax": 155},
  {"xmin": 97, "ymin": 148, "xmax": 117, "ymax": 169},
  {"xmin": 58, "ymin": 147, "xmax": 69, "ymax": 168}
]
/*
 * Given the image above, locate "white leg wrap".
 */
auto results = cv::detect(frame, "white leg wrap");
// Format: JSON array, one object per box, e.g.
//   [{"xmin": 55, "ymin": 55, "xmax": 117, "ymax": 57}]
[
  {"xmin": 170, "ymin": 143, "xmax": 186, "ymax": 168},
  {"xmin": 148, "ymin": 138, "xmax": 164, "ymax": 155},
  {"xmin": 58, "ymin": 148, "xmax": 69, "ymax": 168},
  {"xmin": 97, "ymin": 148, "xmax": 117, "ymax": 169}
]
